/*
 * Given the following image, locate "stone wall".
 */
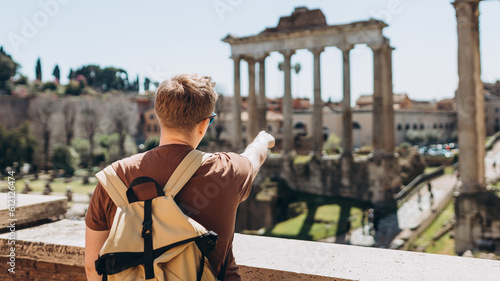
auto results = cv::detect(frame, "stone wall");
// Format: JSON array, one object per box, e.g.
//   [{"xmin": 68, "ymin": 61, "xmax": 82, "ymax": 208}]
[
  {"xmin": 0, "ymin": 96, "xmax": 31, "ymax": 129},
  {"xmin": 455, "ymin": 191, "xmax": 500, "ymax": 255},
  {"xmin": 2, "ymin": 220, "xmax": 500, "ymax": 280},
  {"xmin": 255, "ymin": 154, "xmax": 400, "ymax": 210},
  {"xmin": 0, "ymin": 257, "xmax": 86, "ymax": 281}
]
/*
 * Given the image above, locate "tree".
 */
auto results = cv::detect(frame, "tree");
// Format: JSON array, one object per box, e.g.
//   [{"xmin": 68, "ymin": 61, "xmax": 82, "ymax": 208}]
[
  {"xmin": 74, "ymin": 65, "xmax": 131, "ymax": 92},
  {"xmin": 278, "ymin": 62, "xmax": 301, "ymax": 73},
  {"xmin": 29, "ymin": 97, "xmax": 59, "ymax": 170},
  {"xmin": 133, "ymin": 75, "xmax": 140, "ymax": 92},
  {"xmin": 144, "ymin": 136, "xmax": 160, "ymax": 151},
  {"xmin": 144, "ymin": 77, "xmax": 151, "ymax": 91},
  {"xmin": 0, "ymin": 47, "xmax": 18, "ymax": 93},
  {"xmin": 51, "ymin": 144, "xmax": 79, "ymax": 176},
  {"xmin": 68, "ymin": 68, "xmax": 76, "ymax": 80},
  {"xmin": 35, "ymin": 57, "xmax": 42, "ymax": 81},
  {"xmin": 0, "ymin": 123, "xmax": 36, "ymax": 171},
  {"xmin": 65, "ymin": 80, "xmax": 84, "ymax": 95},
  {"xmin": 61, "ymin": 98, "xmax": 77, "ymax": 145},
  {"xmin": 106, "ymin": 97, "xmax": 138, "ymax": 158},
  {"xmin": 80, "ymin": 98, "xmax": 103, "ymax": 167},
  {"xmin": 53, "ymin": 65, "xmax": 60, "ymax": 82}
]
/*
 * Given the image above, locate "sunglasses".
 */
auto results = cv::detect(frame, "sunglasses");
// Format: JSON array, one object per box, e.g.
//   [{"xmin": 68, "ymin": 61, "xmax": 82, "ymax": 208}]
[{"xmin": 198, "ymin": 112, "xmax": 217, "ymax": 125}]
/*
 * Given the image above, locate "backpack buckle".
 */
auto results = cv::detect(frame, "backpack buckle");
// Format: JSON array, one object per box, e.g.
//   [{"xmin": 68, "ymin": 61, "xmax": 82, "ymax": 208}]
[
  {"xmin": 142, "ymin": 220, "xmax": 153, "ymax": 238},
  {"xmin": 196, "ymin": 231, "xmax": 219, "ymax": 256}
]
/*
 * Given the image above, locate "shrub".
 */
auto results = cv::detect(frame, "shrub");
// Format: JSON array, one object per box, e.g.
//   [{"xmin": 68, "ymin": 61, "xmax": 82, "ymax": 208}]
[
  {"xmin": 42, "ymin": 81, "xmax": 57, "ymax": 91},
  {"xmin": 144, "ymin": 136, "xmax": 160, "ymax": 151},
  {"xmin": 51, "ymin": 145, "xmax": 79, "ymax": 175},
  {"xmin": 323, "ymin": 133, "xmax": 341, "ymax": 155}
]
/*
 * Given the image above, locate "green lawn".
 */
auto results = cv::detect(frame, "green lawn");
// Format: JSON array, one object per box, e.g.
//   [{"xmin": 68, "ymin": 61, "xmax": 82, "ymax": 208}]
[
  {"xmin": 410, "ymin": 202, "xmax": 455, "ymax": 255},
  {"xmin": 15, "ymin": 177, "xmax": 98, "ymax": 194},
  {"xmin": 263, "ymin": 203, "xmax": 363, "ymax": 241}
]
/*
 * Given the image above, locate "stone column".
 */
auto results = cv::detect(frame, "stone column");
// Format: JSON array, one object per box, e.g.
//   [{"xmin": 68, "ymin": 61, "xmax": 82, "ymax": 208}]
[
  {"xmin": 310, "ymin": 48, "xmax": 324, "ymax": 156},
  {"xmin": 232, "ymin": 55, "xmax": 242, "ymax": 150},
  {"xmin": 281, "ymin": 50, "xmax": 295, "ymax": 154},
  {"xmin": 246, "ymin": 57, "xmax": 259, "ymax": 141},
  {"xmin": 257, "ymin": 55, "xmax": 268, "ymax": 131},
  {"xmin": 454, "ymin": 0, "xmax": 485, "ymax": 194},
  {"xmin": 339, "ymin": 45, "xmax": 354, "ymax": 157},
  {"xmin": 453, "ymin": 0, "xmax": 485, "ymax": 256},
  {"xmin": 381, "ymin": 46, "xmax": 395, "ymax": 155},
  {"xmin": 370, "ymin": 46, "xmax": 384, "ymax": 158},
  {"xmin": 339, "ymin": 44, "xmax": 353, "ymax": 188}
]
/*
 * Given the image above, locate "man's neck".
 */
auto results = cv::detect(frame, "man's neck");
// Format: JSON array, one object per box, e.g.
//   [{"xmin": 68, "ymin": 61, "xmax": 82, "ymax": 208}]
[{"xmin": 159, "ymin": 129, "xmax": 196, "ymax": 148}]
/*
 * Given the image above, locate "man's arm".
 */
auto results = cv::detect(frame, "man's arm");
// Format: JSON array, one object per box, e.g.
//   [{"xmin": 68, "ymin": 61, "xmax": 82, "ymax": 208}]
[
  {"xmin": 85, "ymin": 227, "xmax": 109, "ymax": 281},
  {"xmin": 241, "ymin": 131, "xmax": 275, "ymax": 179}
]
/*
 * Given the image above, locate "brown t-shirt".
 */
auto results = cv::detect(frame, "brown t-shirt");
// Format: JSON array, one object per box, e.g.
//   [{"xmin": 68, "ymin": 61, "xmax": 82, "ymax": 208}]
[{"xmin": 85, "ymin": 144, "xmax": 253, "ymax": 281}]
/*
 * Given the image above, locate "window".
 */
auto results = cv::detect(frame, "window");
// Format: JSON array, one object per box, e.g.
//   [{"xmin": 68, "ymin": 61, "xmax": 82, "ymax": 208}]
[
  {"xmin": 433, "ymin": 123, "xmax": 437, "ymax": 129},
  {"xmin": 496, "ymin": 108, "xmax": 499, "ymax": 113},
  {"xmin": 353, "ymin": 121, "xmax": 362, "ymax": 129},
  {"xmin": 397, "ymin": 124, "xmax": 402, "ymax": 131},
  {"xmin": 420, "ymin": 123, "xmax": 424, "ymax": 130},
  {"xmin": 405, "ymin": 123, "xmax": 410, "ymax": 130},
  {"xmin": 294, "ymin": 122, "xmax": 306, "ymax": 129},
  {"xmin": 439, "ymin": 123, "xmax": 443, "ymax": 128},
  {"xmin": 267, "ymin": 125, "xmax": 273, "ymax": 132},
  {"xmin": 150, "ymin": 113, "xmax": 155, "ymax": 120},
  {"xmin": 413, "ymin": 123, "xmax": 418, "ymax": 130},
  {"xmin": 147, "ymin": 125, "xmax": 151, "ymax": 132},
  {"xmin": 242, "ymin": 125, "xmax": 246, "ymax": 132}
]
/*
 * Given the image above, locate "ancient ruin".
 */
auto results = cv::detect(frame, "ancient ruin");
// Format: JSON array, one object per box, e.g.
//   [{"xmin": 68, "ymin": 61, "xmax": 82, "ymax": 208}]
[{"xmin": 223, "ymin": 7, "xmax": 400, "ymax": 210}]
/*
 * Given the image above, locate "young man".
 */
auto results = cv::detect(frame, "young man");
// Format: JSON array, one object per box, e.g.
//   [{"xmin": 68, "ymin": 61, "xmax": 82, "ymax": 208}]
[{"xmin": 84, "ymin": 74, "xmax": 275, "ymax": 280}]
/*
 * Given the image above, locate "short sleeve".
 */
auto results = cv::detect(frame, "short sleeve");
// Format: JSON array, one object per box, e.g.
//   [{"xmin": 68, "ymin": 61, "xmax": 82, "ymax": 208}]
[
  {"xmin": 223, "ymin": 248, "xmax": 241, "ymax": 281},
  {"xmin": 85, "ymin": 182, "xmax": 112, "ymax": 231},
  {"xmin": 223, "ymin": 152, "xmax": 253, "ymax": 202}
]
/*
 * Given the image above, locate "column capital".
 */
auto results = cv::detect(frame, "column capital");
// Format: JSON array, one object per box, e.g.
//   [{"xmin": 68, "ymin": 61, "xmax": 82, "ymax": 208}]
[
  {"xmin": 279, "ymin": 49, "xmax": 295, "ymax": 58},
  {"xmin": 453, "ymin": 0, "xmax": 479, "ymax": 24},
  {"xmin": 242, "ymin": 55, "xmax": 257, "ymax": 64},
  {"xmin": 369, "ymin": 43, "xmax": 395, "ymax": 52},
  {"xmin": 231, "ymin": 55, "xmax": 242, "ymax": 62},
  {"xmin": 254, "ymin": 53, "xmax": 269, "ymax": 62},
  {"xmin": 309, "ymin": 47, "xmax": 324, "ymax": 56},
  {"xmin": 338, "ymin": 44, "xmax": 354, "ymax": 52}
]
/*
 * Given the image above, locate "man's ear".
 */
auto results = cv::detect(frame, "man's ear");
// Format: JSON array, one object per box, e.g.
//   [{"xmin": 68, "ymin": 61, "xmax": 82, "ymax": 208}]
[{"xmin": 198, "ymin": 118, "xmax": 210, "ymax": 136}]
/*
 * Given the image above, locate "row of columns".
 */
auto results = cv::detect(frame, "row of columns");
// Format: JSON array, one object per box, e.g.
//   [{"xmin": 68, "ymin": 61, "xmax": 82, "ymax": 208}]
[{"xmin": 231, "ymin": 44, "xmax": 394, "ymax": 158}]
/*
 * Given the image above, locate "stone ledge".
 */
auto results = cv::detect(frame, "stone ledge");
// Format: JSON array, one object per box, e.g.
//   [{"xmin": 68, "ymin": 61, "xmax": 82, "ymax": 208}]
[
  {"xmin": 0, "ymin": 194, "xmax": 67, "ymax": 229},
  {"xmin": 0, "ymin": 220, "xmax": 84, "ymax": 267},
  {"xmin": 1, "ymin": 220, "xmax": 500, "ymax": 280}
]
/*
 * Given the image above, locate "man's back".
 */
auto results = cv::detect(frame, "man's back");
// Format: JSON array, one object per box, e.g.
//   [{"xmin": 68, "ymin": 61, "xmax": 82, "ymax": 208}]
[{"xmin": 85, "ymin": 144, "xmax": 253, "ymax": 280}]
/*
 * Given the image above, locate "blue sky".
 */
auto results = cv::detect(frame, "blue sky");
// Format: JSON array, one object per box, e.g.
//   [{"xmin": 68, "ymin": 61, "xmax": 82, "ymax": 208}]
[{"xmin": 0, "ymin": 0, "xmax": 499, "ymax": 104}]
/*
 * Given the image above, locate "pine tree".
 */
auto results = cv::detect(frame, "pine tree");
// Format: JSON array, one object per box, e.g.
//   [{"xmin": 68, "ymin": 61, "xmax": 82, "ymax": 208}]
[
  {"xmin": 53, "ymin": 65, "xmax": 60, "ymax": 82},
  {"xmin": 144, "ymin": 77, "xmax": 150, "ymax": 91},
  {"xmin": 35, "ymin": 58, "xmax": 42, "ymax": 81},
  {"xmin": 68, "ymin": 69, "xmax": 75, "ymax": 80}
]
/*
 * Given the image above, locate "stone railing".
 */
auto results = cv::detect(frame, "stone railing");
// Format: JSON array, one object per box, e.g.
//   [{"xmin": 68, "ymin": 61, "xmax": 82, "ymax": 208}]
[{"xmin": 1, "ymin": 220, "xmax": 499, "ymax": 280}]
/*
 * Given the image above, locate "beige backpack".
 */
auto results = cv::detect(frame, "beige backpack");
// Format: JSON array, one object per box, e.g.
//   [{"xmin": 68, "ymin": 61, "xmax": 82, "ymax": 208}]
[{"xmin": 94, "ymin": 150, "xmax": 228, "ymax": 281}]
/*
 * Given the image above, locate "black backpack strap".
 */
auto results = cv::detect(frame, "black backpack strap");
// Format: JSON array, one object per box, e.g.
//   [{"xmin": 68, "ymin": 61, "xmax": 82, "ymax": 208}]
[
  {"xmin": 142, "ymin": 199, "xmax": 154, "ymax": 279},
  {"xmin": 95, "ymin": 232, "xmax": 220, "ymax": 278},
  {"xmin": 126, "ymin": 177, "xmax": 165, "ymax": 203}
]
